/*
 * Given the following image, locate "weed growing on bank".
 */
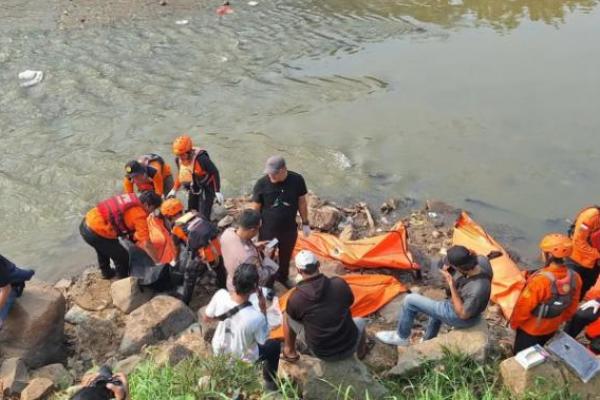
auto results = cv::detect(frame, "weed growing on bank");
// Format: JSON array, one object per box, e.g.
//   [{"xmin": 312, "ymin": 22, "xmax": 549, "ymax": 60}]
[{"xmin": 52, "ymin": 351, "xmax": 579, "ymax": 399}]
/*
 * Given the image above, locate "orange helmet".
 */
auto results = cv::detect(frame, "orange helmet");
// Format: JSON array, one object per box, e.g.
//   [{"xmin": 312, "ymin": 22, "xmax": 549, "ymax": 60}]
[
  {"xmin": 540, "ymin": 233, "xmax": 573, "ymax": 259},
  {"xmin": 160, "ymin": 198, "xmax": 184, "ymax": 218},
  {"xmin": 172, "ymin": 135, "xmax": 193, "ymax": 156}
]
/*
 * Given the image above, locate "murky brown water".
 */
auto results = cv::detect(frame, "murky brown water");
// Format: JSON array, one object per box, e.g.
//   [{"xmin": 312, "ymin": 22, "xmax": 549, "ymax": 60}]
[{"xmin": 1, "ymin": 0, "xmax": 599, "ymax": 280}]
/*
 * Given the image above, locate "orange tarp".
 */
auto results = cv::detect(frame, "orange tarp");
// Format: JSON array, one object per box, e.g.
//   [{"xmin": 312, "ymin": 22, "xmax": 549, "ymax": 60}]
[
  {"xmin": 453, "ymin": 212, "xmax": 526, "ymax": 320},
  {"xmin": 294, "ymin": 222, "xmax": 418, "ymax": 270},
  {"xmin": 147, "ymin": 215, "xmax": 177, "ymax": 264},
  {"xmin": 270, "ymin": 274, "xmax": 407, "ymax": 339}
]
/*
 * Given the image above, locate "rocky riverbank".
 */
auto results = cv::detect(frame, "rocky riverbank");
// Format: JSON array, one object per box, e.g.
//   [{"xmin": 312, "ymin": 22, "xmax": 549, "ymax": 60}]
[{"xmin": 0, "ymin": 193, "xmax": 552, "ymax": 399}]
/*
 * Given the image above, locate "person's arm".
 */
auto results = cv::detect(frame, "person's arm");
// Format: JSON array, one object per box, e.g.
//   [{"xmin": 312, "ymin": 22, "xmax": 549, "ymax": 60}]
[
  {"xmin": 440, "ymin": 268, "xmax": 470, "ymax": 319},
  {"xmin": 130, "ymin": 210, "xmax": 157, "ymax": 259},
  {"xmin": 573, "ymin": 211, "xmax": 600, "ymax": 263},
  {"xmin": 173, "ymin": 158, "xmax": 181, "ymax": 191},
  {"xmin": 251, "ymin": 180, "xmax": 263, "ymax": 211},
  {"xmin": 123, "ymin": 177, "xmax": 134, "ymax": 194},
  {"xmin": 203, "ymin": 292, "xmax": 219, "ymax": 322},
  {"xmin": 509, "ymin": 278, "xmax": 545, "ymax": 329},
  {"xmin": 0, "ymin": 285, "xmax": 11, "ymax": 312},
  {"xmin": 198, "ymin": 154, "xmax": 221, "ymax": 192},
  {"xmin": 151, "ymin": 169, "xmax": 164, "ymax": 197},
  {"xmin": 563, "ymin": 276, "xmax": 583, "ymax": 323},
  {"xmin": 298, "ymin": 195, "xmax": 309, "ymax": 226}
]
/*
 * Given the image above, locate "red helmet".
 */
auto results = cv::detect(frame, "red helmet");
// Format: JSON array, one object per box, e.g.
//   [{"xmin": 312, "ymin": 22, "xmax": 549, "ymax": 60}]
[{"xmin": 172, "ymin": 135, "xmax": 193, "ymax": 156}]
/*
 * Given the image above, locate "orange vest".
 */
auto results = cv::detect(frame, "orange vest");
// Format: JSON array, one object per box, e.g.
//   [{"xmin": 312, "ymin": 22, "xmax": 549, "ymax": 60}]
[
  {"xmin": 175, "ymin": 148, "xmax": 213, "ymax": 189},
  {"xmin": 570, "ymin": 207, "xmax": 600, "ymax": 269}
]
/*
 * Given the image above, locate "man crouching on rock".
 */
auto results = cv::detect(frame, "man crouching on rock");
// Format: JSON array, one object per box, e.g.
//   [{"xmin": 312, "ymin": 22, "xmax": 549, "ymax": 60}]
[
  {"xmin": 0, "ymin": 253, "xmax": 35, "ymax": 331},
  {"xmin": 282, "ymin": 250, "xmax": 368, "ymax": 362},
  {"xmin": 375, "ymin": 245, "xmax": 493, "ymax": 346}
]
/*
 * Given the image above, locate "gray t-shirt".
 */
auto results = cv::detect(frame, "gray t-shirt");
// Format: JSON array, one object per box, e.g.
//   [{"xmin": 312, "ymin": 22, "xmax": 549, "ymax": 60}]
[{"xmin": 454, "ymin": 256, "xmax": 493, "ymax": 319}]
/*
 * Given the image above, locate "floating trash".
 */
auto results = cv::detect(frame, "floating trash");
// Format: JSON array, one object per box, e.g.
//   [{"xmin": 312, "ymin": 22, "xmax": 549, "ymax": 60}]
[
  {"xmin": 18, "ymin": 70, "xmax": 44, "ymax": 88},
  {"xmin": 175, "ymin": 19, "xmax": 189, "ymax": 25},
  {"xmin": 248, "ymin": 1, "xmax": 258, "ymax": 5}
]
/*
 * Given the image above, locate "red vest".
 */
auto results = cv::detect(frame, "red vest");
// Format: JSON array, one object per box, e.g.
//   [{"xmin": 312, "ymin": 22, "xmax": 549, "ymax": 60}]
[{"xmin": 97, "ymin": 193, "xmax": 141, "ymax": 236}]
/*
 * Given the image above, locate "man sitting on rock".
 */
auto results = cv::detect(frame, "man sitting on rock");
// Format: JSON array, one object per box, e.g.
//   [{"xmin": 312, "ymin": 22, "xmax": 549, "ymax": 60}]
[
  {"xmin": 203, "ymin": 263, "xmax": 281, "ymax": 392},
  {"xmin": 376, "ymin": 245, "xmax": 493, "ymax": 346},
  {"xmin": 219, "ymin": 209, "xmax": 279, "ymax": 292},
  {"xmin": 282, "ymin": 250, "xmax": 367, "ymax": 362}
]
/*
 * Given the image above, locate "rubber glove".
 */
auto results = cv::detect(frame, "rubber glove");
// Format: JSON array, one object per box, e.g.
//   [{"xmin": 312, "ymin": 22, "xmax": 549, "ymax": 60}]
[
  {"xmin": 302, "ymin": 224, "xmax": 311, "ymax": 238},
  {"xmin": 580, "ymin": 299, "xmax": 600, "ymax": 314},
  {"xmin": 215, "ymin": 192, "xmax": 224, "ymax": 205},
  {"xmin": 167, "ymin": 189, "xmax": 177, "ymax": 198}
]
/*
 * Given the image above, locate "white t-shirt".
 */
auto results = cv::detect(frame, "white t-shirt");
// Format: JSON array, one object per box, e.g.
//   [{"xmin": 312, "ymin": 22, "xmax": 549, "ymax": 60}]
[{"xmin": 205, "ymin": 289, "xmax": 269, "ymax": 362}]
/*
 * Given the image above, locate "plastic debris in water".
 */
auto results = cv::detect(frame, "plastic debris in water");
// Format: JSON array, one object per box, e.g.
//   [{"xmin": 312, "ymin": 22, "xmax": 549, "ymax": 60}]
[
  {"xmin": 248, "ymin": 1, "xmax": 258, "ymax": 5},
  {"xmin": 175, "ymin": 19, "xmax": 189, "ymax": 25},
  {"xmin": 18, "ymin": 70, "xmax": 44, "ymax": 88},
  {"xmin": 216, "ymin": 2, "xmax": 234, "ymax": 15}
]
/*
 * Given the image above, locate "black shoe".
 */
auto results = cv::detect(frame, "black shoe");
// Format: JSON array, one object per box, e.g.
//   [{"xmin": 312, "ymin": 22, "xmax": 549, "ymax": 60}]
[
  {"xmin": 101, "ymin": 268, "xmax": 116, "ymax": 280},
  {"xmin": 263, "ymin": 380, "xmax": 278, "ymax": 393}
]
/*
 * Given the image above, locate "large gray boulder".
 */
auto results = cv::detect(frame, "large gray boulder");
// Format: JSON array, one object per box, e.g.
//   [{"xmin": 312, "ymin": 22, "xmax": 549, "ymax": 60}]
[
  {"xmin": 309, "ymin": 206, "xmax": 342, "ymax": 231},
  {"xmin": 110, "ymin": 277, "xmax": 153, "ymax": 314},
  {"xmin": 280, "ymin": 355, "xmax": 388, "ymax": 400},
  {"xmin": 119, "ymin": 295, "xmax": 196, "ymax": 356},
  {"xmin": 387, "ymin": 319, "xmax": 489, "ymax": 376},
  {"xmin": 0, "ymin": 282, "xmax": 66, "ymax": 368},
  {"xmin": 500, "ymin": 356, "xmax": 600, "ymax": 399}
]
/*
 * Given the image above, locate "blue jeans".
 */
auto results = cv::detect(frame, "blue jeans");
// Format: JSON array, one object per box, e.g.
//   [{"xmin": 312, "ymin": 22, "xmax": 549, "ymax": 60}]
[
  {"xmin": 0, "ymin": 288, "xmax": 17, "ymax": 323},
  {"xmin": 397, "ymin": 293, "xmax": 480, "ymax": 340}
]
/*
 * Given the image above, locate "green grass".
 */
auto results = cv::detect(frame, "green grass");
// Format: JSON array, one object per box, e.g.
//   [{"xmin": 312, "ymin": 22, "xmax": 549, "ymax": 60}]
[{"xmin": 55, "ymin": 351, "xmax": 582, "ymax": 399}]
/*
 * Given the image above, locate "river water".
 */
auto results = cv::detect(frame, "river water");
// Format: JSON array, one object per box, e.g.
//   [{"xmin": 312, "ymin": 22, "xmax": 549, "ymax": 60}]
[{"xmin": 1, "ymin": 0, "xmax": 599, "ymax": 280}]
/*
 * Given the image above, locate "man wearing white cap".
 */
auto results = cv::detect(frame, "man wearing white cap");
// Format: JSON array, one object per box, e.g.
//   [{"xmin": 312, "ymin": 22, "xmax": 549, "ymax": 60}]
[
  {"xmin": 281, "ymin": 250, "xmax": 367, "ymax": 362},
  {"xmin": 252, "ymin": 155, "xmax": 310, "ymax": 288}
]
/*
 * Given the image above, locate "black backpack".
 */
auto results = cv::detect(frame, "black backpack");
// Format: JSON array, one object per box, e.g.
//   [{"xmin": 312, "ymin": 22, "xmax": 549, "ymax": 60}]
[{"xmin": 531, "ymin": 269, "xmax": 577, "ymax": 320}]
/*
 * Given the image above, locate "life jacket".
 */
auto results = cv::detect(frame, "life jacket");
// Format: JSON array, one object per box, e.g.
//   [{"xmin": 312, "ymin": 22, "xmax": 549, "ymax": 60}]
[
  {"xmin": 530, "ymin": 269, "xmax": 577, "ymax": 320},
  {"xmin": 175, "ymin": 148, "xmax": 214, "ymax": 190},
  {"xmin": 174, "ymin": 212, "xmax": 221, "ymax": 263},
  {"xmin": 568, "ymin": 206, "xmax": 600, "ymax": 249},
  {"xmin": 97, "ymin": 193, "xmax": 142, "ymax": 237}
]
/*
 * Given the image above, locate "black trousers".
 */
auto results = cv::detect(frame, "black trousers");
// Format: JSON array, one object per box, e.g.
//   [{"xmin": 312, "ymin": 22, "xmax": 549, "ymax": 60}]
[
  {"xmin": 569, "ymin": 261, "xmax": 600, "ymax": 301},
  {"xmin": 188, "ymin": 187, "xmax": 215, "ymax": 220},
  {"xmin": 260, "ymin": 228, "xmax": 298, "ymax": 283},
  {"xmin": 258, "ymin": 339, "xmax": 281, "ymax": 384},
  {"xmin": 565, "ymin": 306, "xmax": 600, "ymax": 338},
  {"xmin": 79, "ymin": 220, "xmax": 129, "ymax": 278},
  {"xmin": 513, "ymin": 328, "xmax": 555, "ymax": 354}
]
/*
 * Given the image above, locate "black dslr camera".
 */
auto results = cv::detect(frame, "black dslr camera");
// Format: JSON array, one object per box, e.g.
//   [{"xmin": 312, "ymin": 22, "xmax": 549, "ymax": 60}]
[{"xmin": 71, "ymin": 366, "xmax": 122, "ymax": 400}]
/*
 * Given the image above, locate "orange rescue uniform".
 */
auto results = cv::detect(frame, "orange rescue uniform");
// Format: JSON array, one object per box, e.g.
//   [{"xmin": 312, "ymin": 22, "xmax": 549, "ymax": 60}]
[
  {"xmin": 123, "ymin": 160, "xmax": 172, "ymax": 197},
  {"xmin": 570, "ymin": 207, "xmax": 600, "ymax": 269},
  {"xmin": 85, "ymin": 206, "xmax": 150, "ymax": 246},
  {"xmin": 510, "ymin": 263, "xmax": 582, "ymax": 336},
  {"xmin": 172, "ymin": 224, "xmax": 221, "ymax": 264}
]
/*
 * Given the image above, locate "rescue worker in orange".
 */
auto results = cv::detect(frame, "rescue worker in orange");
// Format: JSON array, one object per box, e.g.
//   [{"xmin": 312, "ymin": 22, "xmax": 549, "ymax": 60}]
[
  {"xmin": 160, "ymin": 198, "xmax": 226, "ymax": 303},
  {"xmin": 79, "ymin": 192, "xmax": 163, "ymax": 279},
  {"xmin": 565, "ymin": 281, "xmax": 600, "ymax": 353},
  {"xmin": 510, "ymin": 233, "xmax": 582, "ymax": 354},
  {"xmin": 123, "ymin": 154, "xmax": 174, "ymax": 197},
  {"xmin": 167, "ymin": 135, "xmax": 223, "ymax": 219},
  {"xmin": 568, "ymin": 206, "xmax": 600, "ymax": 299}
]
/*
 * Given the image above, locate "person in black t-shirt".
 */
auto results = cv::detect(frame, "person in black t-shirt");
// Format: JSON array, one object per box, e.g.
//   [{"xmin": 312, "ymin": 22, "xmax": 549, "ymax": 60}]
[{"xmin": 252, "ymin": 156, "xmax": 310, "ymax": 287}]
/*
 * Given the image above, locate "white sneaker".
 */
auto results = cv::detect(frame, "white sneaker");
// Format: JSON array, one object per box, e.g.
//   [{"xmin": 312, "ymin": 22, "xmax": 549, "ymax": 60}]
[{"xmin": 375, "ymin": 331, "xmax": 410, "ymax": 346}]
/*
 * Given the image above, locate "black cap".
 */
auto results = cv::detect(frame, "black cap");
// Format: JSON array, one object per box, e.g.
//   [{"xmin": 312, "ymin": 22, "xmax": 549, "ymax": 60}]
[
  {"xmin": 125, "ymin": 160, "xmax": 144, "ymax": 176},
  {"xmin": 447, "ymin": 245, "xmax": 478, "ymax": 270}
]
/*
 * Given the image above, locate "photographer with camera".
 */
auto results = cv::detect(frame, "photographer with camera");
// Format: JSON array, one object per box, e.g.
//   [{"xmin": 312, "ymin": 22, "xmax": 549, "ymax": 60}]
[
  {"xmin": 375, "ymin": 245, "xmax": 493, "ymax": 346},
  {"xmin": 71, "ymin": 366, "xmax": 129, "ymax": 400}
]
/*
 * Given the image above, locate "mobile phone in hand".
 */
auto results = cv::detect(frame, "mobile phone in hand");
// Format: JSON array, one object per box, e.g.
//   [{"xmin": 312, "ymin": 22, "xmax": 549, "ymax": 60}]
[{"xmin": 265, "ymin": 238, "xmax": 279, "ymax": 249}]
